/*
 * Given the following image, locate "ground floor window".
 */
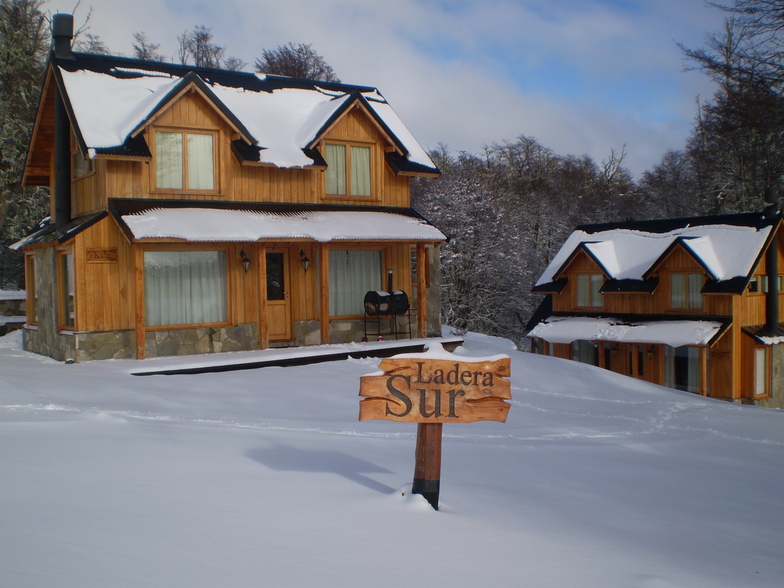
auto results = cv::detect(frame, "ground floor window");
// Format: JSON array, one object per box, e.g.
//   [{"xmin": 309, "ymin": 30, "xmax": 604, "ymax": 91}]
[
  {"xmin": 573, "ymin": 340, "xmax": 599, "ymax": 366},
  {"xmin": 144, "ymin": 250, "xmax": 227, "ymax": 327},
  {"xmin": 26, "ymin": 254, "xmax": 39, "ymax": 324},
  {"xmin": 665, "ymin": 346, "xmax": 700, "ymax": 393},
  {"xmin": 329, "ymin": 250, "xmax": 382, "ymax": 316},
  {"xmin": 755, "ymin": 347, "xmax": 769, "ymax": 397},
  {"xmin": 58, "ymin": 251, "xmax": 74, "ymax": 330}
]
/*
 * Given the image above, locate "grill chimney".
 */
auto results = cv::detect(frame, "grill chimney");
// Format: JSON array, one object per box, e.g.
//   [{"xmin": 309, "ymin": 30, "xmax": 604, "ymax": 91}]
[{"xmin": 52, "ymin": 13, "xmax": 75, "ymax": 60}]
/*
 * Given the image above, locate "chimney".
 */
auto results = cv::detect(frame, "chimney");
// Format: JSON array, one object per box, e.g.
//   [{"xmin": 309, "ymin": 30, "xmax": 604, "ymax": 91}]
[
  {"xmin": 52, "ymin": 14, "xmax": 75, "ymax": 228},
  {"xmin": 51, "ymin": 13, "xmax": 75, "ymax": 60}
]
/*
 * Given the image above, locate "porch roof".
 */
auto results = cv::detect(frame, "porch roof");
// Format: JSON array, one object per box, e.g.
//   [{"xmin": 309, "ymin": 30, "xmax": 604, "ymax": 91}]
[
  {"xmin": 108, "ymin": 199, "xmax": 446, "ymax": 243},
  {"xmin": 527, "ymin": 315, "xmax": 727, "ymax": 347}
]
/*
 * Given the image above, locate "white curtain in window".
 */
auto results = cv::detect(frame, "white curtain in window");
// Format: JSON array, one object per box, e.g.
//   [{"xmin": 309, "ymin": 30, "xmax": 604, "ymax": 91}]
[
  {"xmin": 755, "ymin": 348, "xmax": 767, "ymax": 396},
  {"xmin": 188, "ymin": 133, "xmax": 214, "ymax": 190},
  {"xmin": 577, "ymin": 275, "xmax": 590, "ymax": 307},
  {"xmin": 144, "ymin": 251, "xmax": 227, "ymax": 326},
  {"xmin": 329, "ymin": 250, "xmax": 381, "ymax": 316},
  {"xmin": 665, "ymin": 345, "xmax": 700, "ymax": 393},
  {"xmin": 350, "ymin": 145, "xmax": 371, "ymax": 196},
  {"xmin": 688, "ymin": 273, "xmax": 703, "ymax": 309},
  {"xmin": 325, "ymin": 144, "xmax": 346, "ymax": 195},
  {"xmin": 671, "ymin": 273, "xmax": 686, "ymax": 308},
  {"xmin": 572, "ymin": 340, "xmax": 598, "ymax": 366},
  {"xmin": 590, "ymin": 274, "xmax": 604, "ymax": 307},
  {"xmin": 156, "ymin": 132, "xmax": 183, "ymax": 189}
]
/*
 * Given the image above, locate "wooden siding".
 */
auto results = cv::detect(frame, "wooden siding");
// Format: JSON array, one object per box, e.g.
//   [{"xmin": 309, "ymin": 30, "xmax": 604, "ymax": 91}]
[{"xmin": 71, "ymin": 217, "xmax": 135, "ymax": 332}]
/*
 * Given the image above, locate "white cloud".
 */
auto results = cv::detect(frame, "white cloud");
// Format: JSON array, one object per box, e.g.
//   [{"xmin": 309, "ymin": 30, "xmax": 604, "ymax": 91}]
[{"xmin": 65, "ymin": 0, "xmax": 725, "ymax": 177}]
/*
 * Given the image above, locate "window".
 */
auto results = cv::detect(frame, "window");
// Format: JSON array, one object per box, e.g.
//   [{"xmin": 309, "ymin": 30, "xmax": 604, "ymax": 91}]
[
  {"xmin": 26, "ymin": 255, "xmax": 39, "ymax": 325},
  {"xmin": 144, "ymin": 250, "xmax": 227, "ymax": 327},
  {"xmin": 329, "ymin": 250, "xmax": 381, "ymax": 316},
  {"xmin": 572, "ymin": 341, "xmax": 599, "ymax": 366},
  {"xmin": 72, "ymin": 149, "xmax": 93, "ymax": 179},
  {"xmin": 665, "ymin": 346, "xmax": 701, "ymax": 393},
  {"xmin": 755, "ymin": 347, "xmax": 769, "ymax": 397},
  {"xmin": 155, "ymin": 130, "xmax": 215, "ymax": 191},
  {"xmin": 576, "ymin": 274, "xmax": 604, "ymax": 307},
  {"xmin": 58, "ymin": 251, "xmax": 75, "ymax": 330},
  {"xmin": 325, "ymin": 143, "xmax": 371, "ymax": 197},
  {"xmin": 671, "ymin": 273, "xmax": 703, "ymax": 309}
]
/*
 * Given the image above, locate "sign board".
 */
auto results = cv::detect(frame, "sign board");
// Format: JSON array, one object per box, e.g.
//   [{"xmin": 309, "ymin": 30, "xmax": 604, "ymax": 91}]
[
  {"xmin": 359, "ymin": 355, "xmax": 511, "ymax": 423},
  {"xmin": 86, "ymin": 248, "xmax": 118, "ymax": 263}
]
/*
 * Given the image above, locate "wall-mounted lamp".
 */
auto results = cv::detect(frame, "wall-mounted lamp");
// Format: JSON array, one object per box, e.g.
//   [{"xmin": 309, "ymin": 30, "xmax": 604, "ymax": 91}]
[
  {"xmin": 611, "ymin": 345, "xmax": 618, "ymax": 357},
  {"xmin": 299, "ymin": 249, "xmax": 311, "ymax": 273},
  {"xmin": 647, "ymin": 346, "xmax": 654, "ymax": 359},
  {"xmin": 240, "ymin": 249, "xmax": 251, "ymax": 274}
]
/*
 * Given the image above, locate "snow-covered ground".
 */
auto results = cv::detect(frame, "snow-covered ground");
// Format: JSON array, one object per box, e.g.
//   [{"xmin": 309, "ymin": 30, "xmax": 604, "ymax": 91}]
[{"xmin": 1, "ymin": 328, "xmax": 783, "ymax": 588}]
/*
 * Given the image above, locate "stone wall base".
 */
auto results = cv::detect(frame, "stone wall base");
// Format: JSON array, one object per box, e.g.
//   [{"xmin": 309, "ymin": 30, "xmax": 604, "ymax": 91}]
[{"xmin": 145, "ymin": 323, "xmax": 259, "ymax": 358}]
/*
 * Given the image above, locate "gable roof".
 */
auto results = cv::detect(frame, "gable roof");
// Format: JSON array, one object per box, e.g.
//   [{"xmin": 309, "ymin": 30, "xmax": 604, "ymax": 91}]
[
  {"xmin": 30, "ymin": 51, "xmax": 439, "ymax": 176},
  {"xmin": 535, "ymin": 212, "xmax": 779, "ymax": 294}
]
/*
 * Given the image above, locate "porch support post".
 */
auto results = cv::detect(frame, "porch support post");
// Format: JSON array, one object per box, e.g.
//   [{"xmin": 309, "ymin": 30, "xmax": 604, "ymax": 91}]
[
  {"xmin": 133, "ymin": 245, "xmax": 145, "ymax": 360},
  {"xmin": 699, "ymin": 346, "xmax": 708, "ymax": 396},
  {"xmin": 416, "ymin": 242, "xmax": 427, "ymax": 338},
  {"xmin": 320, "ymin": 243, "xmax": 330, "ymax": 345},
  {"xmin": 258, "ymin": 244, "xmax": 268, "ymax": 350}
]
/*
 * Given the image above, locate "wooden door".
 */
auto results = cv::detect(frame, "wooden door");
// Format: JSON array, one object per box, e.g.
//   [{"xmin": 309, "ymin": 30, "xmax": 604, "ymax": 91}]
[{"xmin": 266, "ymin": 251, "xmax": 292, "ymax": 340}]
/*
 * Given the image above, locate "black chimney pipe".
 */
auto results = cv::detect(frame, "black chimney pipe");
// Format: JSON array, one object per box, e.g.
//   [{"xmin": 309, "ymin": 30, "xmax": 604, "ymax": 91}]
[
  {"xmin": 52, "ymin": 14, "xmax": 74, "ymax": 229},
  {"xmin": 51, "ymin": 14, "xmax": 75, "ymax": 60}
]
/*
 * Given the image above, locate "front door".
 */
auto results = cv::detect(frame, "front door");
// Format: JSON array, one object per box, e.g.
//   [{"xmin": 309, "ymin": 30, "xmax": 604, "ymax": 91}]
[{"xmin": 266, "ymin": 251, "xmax": 292, "ymax": 340}]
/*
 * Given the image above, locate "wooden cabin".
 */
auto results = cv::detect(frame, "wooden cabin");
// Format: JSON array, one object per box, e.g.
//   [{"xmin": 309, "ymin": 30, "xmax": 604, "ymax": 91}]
[
  {"xmin": 12, "ymin": 15, "xmax": 445, "ymax": 362},
  {"xmin": 527, "ymin": 212, "xmax": 784, "ymax": 408}
]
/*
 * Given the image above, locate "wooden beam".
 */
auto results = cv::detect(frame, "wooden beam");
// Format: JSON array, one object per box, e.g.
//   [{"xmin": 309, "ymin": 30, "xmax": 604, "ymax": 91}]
[
  {"xmin": 258, "ymin": 244, "xmax": 268, "ymax": 350},
  {"xmin": 700, "ymin": 346, "xmax": 708, "ymax": 396},
  {"xmin": 134, "ymin": 245, "xmax": 145, "ymax": 360},
  {"xmin": 320, "ymin": 243, "xmax": 330, "ymax": 345},
  {"xmin": 416, "ymin": 242, "xmax": 427, "ymax": 338}
]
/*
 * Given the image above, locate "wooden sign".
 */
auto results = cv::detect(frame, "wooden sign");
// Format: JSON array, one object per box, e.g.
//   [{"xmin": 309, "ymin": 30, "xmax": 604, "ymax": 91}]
[
  {"xmin": 359, "ymin": 348, "xmax": 512, "ymax": 510},
  {"xmin": 359, "ymin": 355, "xmax": 511, "ymax": 423},
  {"xmin": 86, "ymin": 248, "xmax": 118, "ymax": 263}
]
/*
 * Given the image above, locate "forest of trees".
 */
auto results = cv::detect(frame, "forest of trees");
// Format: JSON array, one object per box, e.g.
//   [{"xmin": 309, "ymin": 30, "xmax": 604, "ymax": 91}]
[{"xmin": 2, "ymin": 0, "xmax": 782, "ymax": 348}]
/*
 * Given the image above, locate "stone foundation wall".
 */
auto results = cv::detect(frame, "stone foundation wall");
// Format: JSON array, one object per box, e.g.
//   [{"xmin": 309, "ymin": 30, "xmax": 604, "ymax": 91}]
[
  {"xmin": 761, "ymin": 343, "xmax": 784, "ymax": 409},
  {"xmin": 145, "ymin": 323, "xmax": 259, "ymax": 358}
]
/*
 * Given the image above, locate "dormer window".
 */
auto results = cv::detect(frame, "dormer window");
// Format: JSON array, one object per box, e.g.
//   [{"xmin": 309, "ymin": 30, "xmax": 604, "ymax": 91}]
[
  {"xmin": 155, "ymin": 130, "xmax": 215, "ymax": 191},
  {"xmin": 325, "ymin": 143, "xmax": 371, "ymax": 197},
  {"xmin": 671, "ymin": 273, "xmax": 703, "ymax": 309},
  {"xmin": 576, "ymin": 274, "xmax": 604, "ymax": 308}
]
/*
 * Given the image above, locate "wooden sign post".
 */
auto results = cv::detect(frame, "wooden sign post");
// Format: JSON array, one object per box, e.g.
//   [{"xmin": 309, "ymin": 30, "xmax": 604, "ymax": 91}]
[{"xmin": 359, "ymin": 346, "xmax": 511, "ymax": 510}]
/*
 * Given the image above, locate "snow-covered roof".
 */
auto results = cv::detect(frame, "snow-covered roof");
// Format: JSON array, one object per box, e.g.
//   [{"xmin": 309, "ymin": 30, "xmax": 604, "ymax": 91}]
[
  {"xmin": 53, "ymin": 53, "xmax": 438, "ymax": 171},
  {"xmin": 116, "ymin": 206, "xmax": 446, "ymax": 243},
  {"xmin": 528, "ymin": 316, "xmax": 725, "ymax": 347},
  {"xmin": 536, "ymin": 215, "xmax": 775, "ymax": 288}
]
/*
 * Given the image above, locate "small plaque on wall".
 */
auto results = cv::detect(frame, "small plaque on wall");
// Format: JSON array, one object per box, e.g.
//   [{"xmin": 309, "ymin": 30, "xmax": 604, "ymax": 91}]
[{"xmin": 86, "ymin": 248, "xmax": 118, "ymax": 263}]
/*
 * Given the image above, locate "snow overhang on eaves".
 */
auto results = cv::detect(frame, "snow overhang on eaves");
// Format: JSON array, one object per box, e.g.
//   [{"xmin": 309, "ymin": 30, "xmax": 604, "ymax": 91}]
[
  {"xmin": 108, "ymin": 199, "xmax": 446, "ymax": 244},
  {"xmin": 527, "ymin": 315, "xmax": 728, "ymax": 347}
]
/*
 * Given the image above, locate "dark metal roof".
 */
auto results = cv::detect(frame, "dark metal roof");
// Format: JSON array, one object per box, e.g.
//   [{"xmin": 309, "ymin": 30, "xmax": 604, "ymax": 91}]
[
  {"xmin": 531, "ymin": 278, "xmax": 568, "ymax": 294},
  {"xmin": 743, "ymin": 323, "xmax": 784, "ymax": 344},
  {"xmin": 11, "ymin": 211, "xmax": 107, "ymax": 250},
  {"xmin": 575, "ymin": 211, "xmax": 777, "ymax": 235},
  {"xmin": 94, "ymin": 134, "xmax": 151, "ymax": 158},
  {"xmin": 385, "ymin": 152, "xmax": 441, "ymax": 176},
  {"xmin": 601, "ymin": 278, "xmax": 659, "ymax": 294},
  {"xmin": 54, "ymin": 51, "xmax": 376, "ymax": 95}
]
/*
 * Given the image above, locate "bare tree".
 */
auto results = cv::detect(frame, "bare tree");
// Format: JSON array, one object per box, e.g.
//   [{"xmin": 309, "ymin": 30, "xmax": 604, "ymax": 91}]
[
  {"xmin": 223, "ymin": 56, "xmax": 247, "ymax": 71},
  {"xmin": 177, "ymin": 25, "xmax": 224, "ymax": 68},
  {"xmin": 132, "ymin": 31, "xmax": 165, "ymax": 62},
  {"xmin": 254, "ymin": 42, "xmax": 339, "ymax": 82}
]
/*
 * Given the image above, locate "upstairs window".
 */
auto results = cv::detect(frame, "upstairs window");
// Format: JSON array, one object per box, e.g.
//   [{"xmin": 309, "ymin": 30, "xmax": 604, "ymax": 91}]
[
  {"xmin": 671, "ymin": 273, "xmax": 703, "ymax": 309},
  {"xmin": 576, "ymin": 274, "xmax": 604, "ymax": 308},
  {"xmin": 325, "ymin": 143, "xmax": 371, "ymax": 197},
  {"xmin": 155, "ymin": 130, "xmax": 215, "ymax": 191},
  {"xmin": 72, "ymin": 149, "xmax": 93, "ymax": 179}
]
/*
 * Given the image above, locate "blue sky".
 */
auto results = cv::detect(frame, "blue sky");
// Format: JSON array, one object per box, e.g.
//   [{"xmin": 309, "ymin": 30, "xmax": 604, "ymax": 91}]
[{"xmin": 64, "ymin": 0, "xmax": 727, "ymax": 177}]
